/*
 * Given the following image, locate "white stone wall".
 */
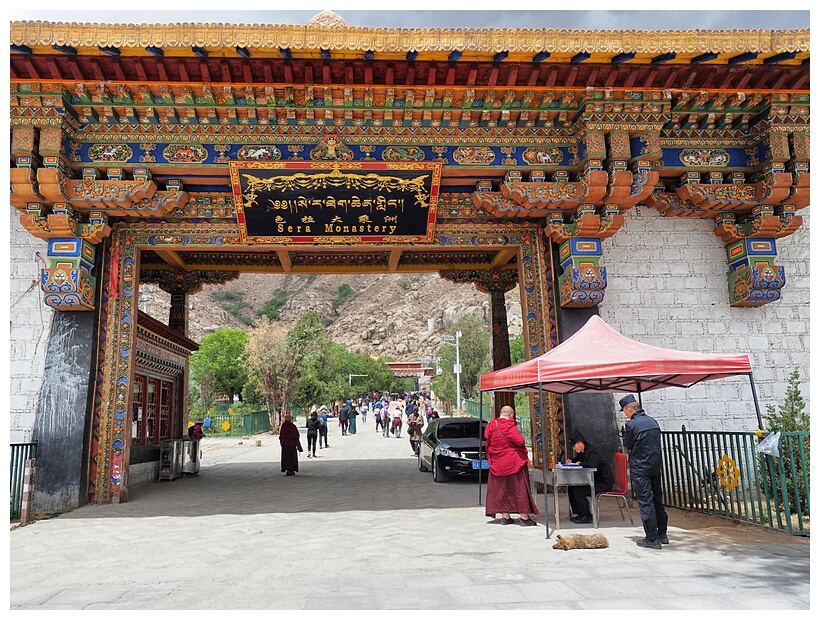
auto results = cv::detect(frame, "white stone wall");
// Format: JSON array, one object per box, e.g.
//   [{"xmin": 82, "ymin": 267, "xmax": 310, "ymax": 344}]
[
  {"xmin": 128, "ymin": 461, "xmax": 160, "ymax": 488},
  {"xmin": 599, "ymin": 206, "xmax": 810, "ymax": 432},
  {"xmin": 7, "ymin": 211, "xmax": 54, "ymax": 443}
]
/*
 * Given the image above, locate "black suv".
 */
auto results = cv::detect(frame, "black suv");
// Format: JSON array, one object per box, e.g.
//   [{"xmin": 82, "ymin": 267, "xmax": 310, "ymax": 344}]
[{"xmin": 418, "ymin": 417, "xmax": 488, "ymax": 482}]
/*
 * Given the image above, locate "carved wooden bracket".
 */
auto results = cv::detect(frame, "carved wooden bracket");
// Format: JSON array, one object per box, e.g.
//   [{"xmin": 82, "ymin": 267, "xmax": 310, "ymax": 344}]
[
  {"xmin": 644, "ymin": 160, "xmax": 808, "ymax": 307},
  {"xmin": 139, "ymin": 269, "xmax": 241, "ymax": 295},
  {"xmin": 11, "ymin": 164, "xmax": 188, "ymax": 217},
  {"xmin": 439, "ymin": 268, "xmax": 518, "ymax": 295}
]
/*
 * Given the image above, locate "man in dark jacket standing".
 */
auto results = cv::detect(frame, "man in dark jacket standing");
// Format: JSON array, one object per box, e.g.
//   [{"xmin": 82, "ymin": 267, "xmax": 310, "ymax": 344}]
[
  {"xmin": 566, "ymin": 430, "xmax": 614, "ymax": 524},
  {"xmin": 339, "ymin": 401, "xmax": 350, "ymax": 436},
  {"xmin": 621, "ymin": 394, "xmax": 669, "ymax": 549}
]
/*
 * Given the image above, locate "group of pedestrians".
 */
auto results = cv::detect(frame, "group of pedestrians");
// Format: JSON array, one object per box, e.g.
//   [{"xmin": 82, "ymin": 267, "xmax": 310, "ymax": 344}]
[{"xmin": 279, "ymin": 390, "xmax": 440, "ymax": 475}]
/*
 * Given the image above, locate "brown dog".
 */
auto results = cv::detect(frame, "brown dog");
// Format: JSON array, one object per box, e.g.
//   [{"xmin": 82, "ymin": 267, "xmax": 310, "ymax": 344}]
[{"xmin": 552, "ymin": 533, "xmax": 609, "ymax": 551}]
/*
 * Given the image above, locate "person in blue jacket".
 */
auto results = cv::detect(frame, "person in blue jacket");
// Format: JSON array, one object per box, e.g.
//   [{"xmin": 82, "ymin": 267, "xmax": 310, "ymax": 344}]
[
  {"xmin": 317, "ymin": 405, "xmax": 330, "ymax": 449},
  {"xmin": 621, "ymin": 394, "xmax": 669, "ymax": 549}
]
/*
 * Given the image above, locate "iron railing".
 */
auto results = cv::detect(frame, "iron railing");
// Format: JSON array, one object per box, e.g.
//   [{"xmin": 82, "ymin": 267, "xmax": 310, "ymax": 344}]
[
  {"xmin": 463, "ymin": 398, "xmax": 532, "ymax": 449},
  {"xmin": 463, "ymin": 398, "xmax": 490, "ymax": 419},
  {"xmin": 660, "ymin": 427, "xmax": 809, "ymax": 536},
  {"xmin": 10, "ymin": 441, "xmax": 37, "ymax": 519},
  {"xmin": 203, "ymin": 411, "xmax": 274, "ymax": 437}
]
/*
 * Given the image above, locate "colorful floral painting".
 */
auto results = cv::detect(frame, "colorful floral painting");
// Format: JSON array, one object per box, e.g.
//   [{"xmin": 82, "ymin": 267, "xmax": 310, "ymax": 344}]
[
  {"xmin": 521, "ymin": 147, "xmax": 564, "ymax": 165},
  {"xmin": 679, "ymin": 149, "xmax": 729, "ymax": 167},
  {"xmin": 309, "ymin": 135, "xmax": 354, "ymax": 161},
  {"xmin": 452, "ymin": 146, "xmax": 495, "ymax": 165},
  {"xmin": 381, "ymin": 146, "xmax": 425, "ymax": 161},
  {"xmin": 163, "ymin": 144, "xmax": 208, "ymax": 163},
  {"xmin": 88, "ymin": 144, "xmax": 133, "ymax": 162},
  {"xmin": 237, "ymin": 145, "xmax": 282, "ymax": 161}
]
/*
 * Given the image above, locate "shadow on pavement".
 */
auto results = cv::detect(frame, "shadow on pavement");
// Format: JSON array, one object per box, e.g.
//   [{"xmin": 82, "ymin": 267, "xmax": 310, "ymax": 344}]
[{"xmin": 61, "ymin": 456, "xmax": 491, "ymax": 518}]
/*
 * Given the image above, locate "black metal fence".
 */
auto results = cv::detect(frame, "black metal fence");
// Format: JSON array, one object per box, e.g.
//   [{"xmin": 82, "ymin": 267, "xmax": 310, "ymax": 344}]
[
  {"xmin": 660, "ymin": 427, "xmax": 809, "ymax": 536},
  {"xmin": 10, "ymin": 441, "xmax": 37, "ymax": 519}
]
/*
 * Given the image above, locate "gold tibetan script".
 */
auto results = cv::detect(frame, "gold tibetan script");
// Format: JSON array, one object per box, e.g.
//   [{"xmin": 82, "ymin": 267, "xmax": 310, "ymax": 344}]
[{"xmin": 241, "ymin": 168, "xmax": 432, "ymax": 213}]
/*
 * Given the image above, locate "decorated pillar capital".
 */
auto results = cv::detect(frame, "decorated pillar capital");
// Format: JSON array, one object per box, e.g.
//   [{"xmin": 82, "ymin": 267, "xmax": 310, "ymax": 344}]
[
  {"xmin": 139, "ymin": 269, "xmax": 240, "ymax": 295},
  {"xmin": 440, "ymin": 268, "xmax": 518, "ymax": 417},
  {"xmin": 439, "ymin": 268, "xmax": 518, "ymax": 294}
]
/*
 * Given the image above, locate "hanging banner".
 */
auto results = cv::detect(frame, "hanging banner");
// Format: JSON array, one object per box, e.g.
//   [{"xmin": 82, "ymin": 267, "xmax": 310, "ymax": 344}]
[{"xmin": 229, "ymin": 161, "xmax": 441, "ymax": 243}]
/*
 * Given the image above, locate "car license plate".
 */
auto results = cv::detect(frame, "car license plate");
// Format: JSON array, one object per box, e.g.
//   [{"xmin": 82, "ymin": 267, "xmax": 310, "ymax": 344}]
[{"xmin": 472, "ymin": 460, "xmax": 489, "ymax": 469}]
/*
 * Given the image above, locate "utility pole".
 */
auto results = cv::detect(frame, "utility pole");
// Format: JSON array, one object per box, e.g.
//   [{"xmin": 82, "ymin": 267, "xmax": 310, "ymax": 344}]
[
  {"xmin": 455, "ymin": 330, "xmax": 462, "ymax": 415},
  {"xmin": 443, "ymin": 332, "xmax": 462, "ymax": 414}
]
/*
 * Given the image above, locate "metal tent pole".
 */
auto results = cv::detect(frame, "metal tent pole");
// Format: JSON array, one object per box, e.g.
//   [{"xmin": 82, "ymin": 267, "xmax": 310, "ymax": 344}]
[
  {"xmin": 748, "ymin": 372, "xmax": 764, "ymax": 429},
  {"xmin": 478, "ymin": 391, "xmax": 484, "ymax": 505},
  {"xmin": 539, "ymin": 372, "xmax": 551, "ymax": 539}
]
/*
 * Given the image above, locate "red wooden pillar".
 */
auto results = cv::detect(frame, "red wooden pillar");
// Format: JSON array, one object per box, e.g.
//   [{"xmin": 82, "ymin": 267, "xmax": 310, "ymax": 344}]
[{"xmin": 441, "ymin": 268, "xmax": 518, "ymax": 418}]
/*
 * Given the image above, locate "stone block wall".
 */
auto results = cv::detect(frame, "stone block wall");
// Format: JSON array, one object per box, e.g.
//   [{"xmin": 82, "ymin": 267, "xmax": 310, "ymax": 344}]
[
  {"xmin": 599, "ymin": 207, "xmax": 810, "ymax": 432},
  {"xmin": 8, "ymin": 211, "xmax": 54, "ymax": 443}
]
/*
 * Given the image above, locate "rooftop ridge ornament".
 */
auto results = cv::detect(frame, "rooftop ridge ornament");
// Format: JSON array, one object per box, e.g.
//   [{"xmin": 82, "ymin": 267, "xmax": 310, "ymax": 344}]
[
  {"xmin": 306, "ymin": 11, "xmax": 348, "ymax": 29},
  {"xmin": 9, "ymin": 22, "xmax": 810, "ymax": 56}
]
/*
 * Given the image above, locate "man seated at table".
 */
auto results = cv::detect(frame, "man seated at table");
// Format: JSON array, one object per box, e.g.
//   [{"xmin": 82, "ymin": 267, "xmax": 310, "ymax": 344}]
[{"xmin": 566, "ymin": 430, "xmax": 614, "ymax": 524}]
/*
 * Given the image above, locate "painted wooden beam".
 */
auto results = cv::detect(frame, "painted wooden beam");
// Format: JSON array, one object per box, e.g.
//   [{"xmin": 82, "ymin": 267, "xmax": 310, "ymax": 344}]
[
  {"xmin": 489, "ymin": 248, "xmax": 517, "ymax": 270},
  {"xmin": 388, "ymin": 249, "xmax": 403, "ymax": 272},
  {"xmin": 153, "ymin": 249, "xmax": 186, "ymax": 269},
  {"xmin": 277, "ymin": 249, "xmax": 292, "ymax": 273}
]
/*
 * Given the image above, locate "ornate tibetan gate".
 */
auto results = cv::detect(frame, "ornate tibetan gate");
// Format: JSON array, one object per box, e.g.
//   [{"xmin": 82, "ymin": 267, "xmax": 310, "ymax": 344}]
[
  {"xmin": 95, "ymin": 220, "xmax": 555, "ymax": 502},
  {"xmin": 9, "ymin": 17, "xmax": 809, "ymax": 506}
]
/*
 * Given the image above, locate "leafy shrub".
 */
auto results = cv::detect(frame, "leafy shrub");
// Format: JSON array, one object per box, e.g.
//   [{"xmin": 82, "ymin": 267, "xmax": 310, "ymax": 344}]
[
  {"xmin": 764, "ymin": 368, "xmax": 810, "ymax": 514},
  {"xmin": 210, "ymin": 290, "xmax": 243, "ymax": 302},
  {"xmin": 259, "ymin": 289, "xmax": 290, "ymax": 321},
  {"xmin": 333, "ymin": 283, "xmax": 353, "ymax": 308},
  {"xmin": 210, "ymin": 290, "xmax": 252, "ymax": 324}
]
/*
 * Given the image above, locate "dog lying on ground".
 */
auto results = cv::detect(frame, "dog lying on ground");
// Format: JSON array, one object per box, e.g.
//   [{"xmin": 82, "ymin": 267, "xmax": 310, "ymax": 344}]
[{"xmin": 552, "ymin": 533, "xmax": 609, "ymax": 551}]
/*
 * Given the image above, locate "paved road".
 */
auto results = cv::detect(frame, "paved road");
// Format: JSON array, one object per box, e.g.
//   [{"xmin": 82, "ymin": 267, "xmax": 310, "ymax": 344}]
[{"xmin": 9, "ymin": 416, "xmax": 811, "ymax": 610}]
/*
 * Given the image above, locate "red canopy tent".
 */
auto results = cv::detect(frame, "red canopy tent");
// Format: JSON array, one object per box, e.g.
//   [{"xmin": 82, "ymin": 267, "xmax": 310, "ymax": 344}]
[
  {"xmin": 476, "ymin": 315, "xmax": 764, "ymax": 539},
  {"xmin": 480, "ymin": 315, "xmax": 755, "ymax": 398}
]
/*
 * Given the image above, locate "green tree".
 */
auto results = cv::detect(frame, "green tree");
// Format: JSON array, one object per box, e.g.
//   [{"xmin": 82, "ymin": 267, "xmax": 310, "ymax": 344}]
[
  {"xmin": 508, "ymin": 334, "xmax": 529, "ymax": 417},
  {"xmin": 189, "ymin": 328, "xmax": 248, "ymax": 402},
  {"xmin": 288, "ymin": 313, "xmax": 336, "ymax": 408},
  {"xmin": 244, "ymin": 318, "xmax": 302, "ymax": 428},
  {"xmin": 431, "ymin": 370, "xmax": 457, "ymax": 408},
  {"xmin": 765, "ymin": 368, "xmax": 809, "ymax": 432},
  {"xmin": 509, "ymin": 334, "xmax": 525, "ymax": 365},
  {"xmin": 287, "ymin": 311, "xmax": 326, "ymax": 350},
  {"xmin": 432, "ymin": 314, "xmax": 490, "ymax": 406},
  {"xmin": 764, "ymin": 368, "xmax": 810, "ymax": 514}
]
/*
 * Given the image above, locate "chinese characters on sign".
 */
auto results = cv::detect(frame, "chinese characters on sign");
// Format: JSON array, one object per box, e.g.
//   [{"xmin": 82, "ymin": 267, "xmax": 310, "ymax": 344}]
[{"xmin": 230, "ymin": 162, "xmax": 441, "ymax": 243}]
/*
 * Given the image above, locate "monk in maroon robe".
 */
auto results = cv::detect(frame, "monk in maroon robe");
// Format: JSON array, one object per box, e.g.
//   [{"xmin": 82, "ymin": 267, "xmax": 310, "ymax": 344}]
[
  {"xmin": 484, "ymin": 405, "xmax": 539, "ymax": 526},
  {"xmin": 279, "ymin": 412, "xmax": 303, "ymax": 476}
]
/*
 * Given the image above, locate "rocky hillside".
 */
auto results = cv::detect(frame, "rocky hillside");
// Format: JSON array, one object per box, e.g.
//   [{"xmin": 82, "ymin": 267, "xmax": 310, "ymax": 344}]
[{"xmin": 139, "ymin": 272, "xmax": 522, "ymax": 361}]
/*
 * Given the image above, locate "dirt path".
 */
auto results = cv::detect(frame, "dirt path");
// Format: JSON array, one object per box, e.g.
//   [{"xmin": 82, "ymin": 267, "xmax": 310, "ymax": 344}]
[{"xmin": 667, "ymin": 507, "xmax": 809, "ymax": 545}]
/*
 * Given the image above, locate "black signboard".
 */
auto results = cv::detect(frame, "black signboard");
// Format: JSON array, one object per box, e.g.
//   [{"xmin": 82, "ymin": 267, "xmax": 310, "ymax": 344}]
[{"xmin": 230, "ymin": 162, "xmax": 441, "ymax": 243}]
